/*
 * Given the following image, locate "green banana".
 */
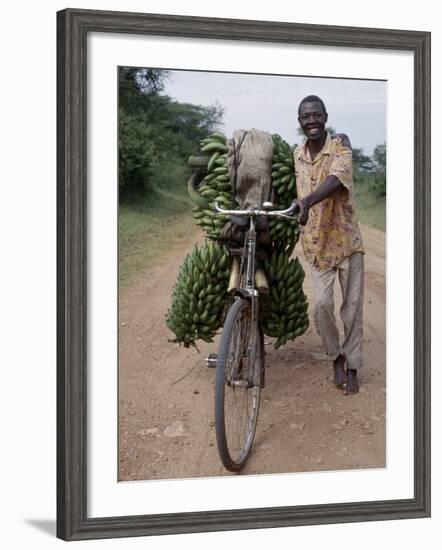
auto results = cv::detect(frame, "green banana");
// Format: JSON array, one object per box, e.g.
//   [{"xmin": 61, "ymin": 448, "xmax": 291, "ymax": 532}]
[
  {"xmin": 187, "ymin": 174, "xmax": 210, "ymax": 210},
  {"xmin": 166, "ymin": 241, "xmax": 230, "ymax": 348},
  {"xmin": 201, "ymin": 141, "xmax": 227, "ymax": 153},
  {"xmin": 262, "ymin": 250, "xmax": 309, "ymax": 348}
]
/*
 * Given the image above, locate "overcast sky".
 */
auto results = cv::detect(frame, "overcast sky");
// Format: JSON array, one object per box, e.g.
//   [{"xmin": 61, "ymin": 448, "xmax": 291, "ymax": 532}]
[{"xmin": 162, "ymin": 69, "xmax": 386, "ymax": 156}]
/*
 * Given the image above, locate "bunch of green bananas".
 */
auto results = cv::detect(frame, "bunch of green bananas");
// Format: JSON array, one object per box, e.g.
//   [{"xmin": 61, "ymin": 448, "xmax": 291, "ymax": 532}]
[
  {"xmin": 190, "ymin": 132, "xmax": 236, "ymax": 240},
  {"xmin": 188, "ymin": 132, "xmax": 300, "ymax": 252},
  {"xmin": 166, "ymin": 240, "xmax": 231, "ymax": 347},
  {"xmin": 269, "ymin": 134, "xmax": 300, "ymax": 254},
  {"xmin": 271, "ymin": 134, "xmax": 296, "ymax": 201},
  {"xmin": 180, "ymin": 131, "xmax": 309, "ymax": 351},
  {"xmin": 261, "ymin": 250, "xmax": 309, "ymax": 349}
]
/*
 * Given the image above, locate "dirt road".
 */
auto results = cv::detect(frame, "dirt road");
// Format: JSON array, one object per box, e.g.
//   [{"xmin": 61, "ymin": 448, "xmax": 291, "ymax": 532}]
[{"xmin": 118, "ymin": 224, "xmax": 385, "ymax": 480}]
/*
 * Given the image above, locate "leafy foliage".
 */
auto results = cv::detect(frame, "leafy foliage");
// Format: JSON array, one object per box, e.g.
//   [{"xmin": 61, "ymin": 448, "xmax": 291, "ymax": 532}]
[
  {"xmin": 352, "ymin": 148, "xmax": 371, "ymax": 171},
  {"xmin": 363, "ymin": 143, "xmax": 386, "ymax": 198},
  {"xmin": 118, "ymin": 110, "xmax": 157, "ymax": 198},
  {"xmin": 118, "ymin": 67, "xmax": 224, "ymax": 202},
  {"xmin": 373, "ymin": 143, "xmax": 386, "ymax": 173}
]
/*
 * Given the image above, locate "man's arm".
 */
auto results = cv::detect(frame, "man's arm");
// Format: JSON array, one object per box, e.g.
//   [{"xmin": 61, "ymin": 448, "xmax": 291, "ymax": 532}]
[
  {"xmin": 296, "ymin": 175, "xmax": 344, "ymax": 225},
  {"xmin": 296, "ymin": 133, "xmax": 352, "ymax": 225}
]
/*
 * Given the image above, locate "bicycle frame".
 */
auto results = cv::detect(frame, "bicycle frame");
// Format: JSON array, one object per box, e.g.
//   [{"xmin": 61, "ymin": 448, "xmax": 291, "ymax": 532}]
[
  {"xmin": 212, "ymin": 200, "xmax": 298, "ymax": 469},
  {"xmin": 216, "ymin": 200, "xmax": 298, "ymax": 291},
  {"xmin": 239, "ymin": 217, "xmax": 260, "ymax": 386},
  {"xmin": 215, "ymin": 198, "xmax": 298, "ymax": 300},
  {"xmin": 214, "ymin": 200, "xmax": 298, "ymax": 387}
]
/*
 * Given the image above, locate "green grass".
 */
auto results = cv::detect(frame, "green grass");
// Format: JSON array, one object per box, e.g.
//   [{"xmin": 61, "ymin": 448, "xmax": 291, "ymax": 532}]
[
  {"xmin": 354, "ymin": 177, "xmax": 386, "ymax": 232},
  {"xmin": 119, "ymin": 183, "xmax": 198, "ymax": 289}
]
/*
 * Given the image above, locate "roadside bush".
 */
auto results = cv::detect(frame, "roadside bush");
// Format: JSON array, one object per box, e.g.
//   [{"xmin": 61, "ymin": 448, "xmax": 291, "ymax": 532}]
[
  {"xmin": 354, "ymin": 172, "xmax": 386, "ymax": 198},
  {"xmin": 149, "ymin": 158, "xmax": 191, "ymax": 193},
  {"xmin": 118, "ymin": 110, "xmax": 157, "ymax": 200}
]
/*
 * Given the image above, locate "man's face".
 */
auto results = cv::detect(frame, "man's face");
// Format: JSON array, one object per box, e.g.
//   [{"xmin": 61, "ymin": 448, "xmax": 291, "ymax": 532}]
[{"xmin": 298, "ymin": 101, "xmax": 328, "ymax": 141}]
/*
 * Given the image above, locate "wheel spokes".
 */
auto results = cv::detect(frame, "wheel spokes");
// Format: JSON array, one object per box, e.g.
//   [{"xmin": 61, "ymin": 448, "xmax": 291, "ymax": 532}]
[{"xmin": 222, "ymin": 303, "xmax": 260, "ymax": 464}]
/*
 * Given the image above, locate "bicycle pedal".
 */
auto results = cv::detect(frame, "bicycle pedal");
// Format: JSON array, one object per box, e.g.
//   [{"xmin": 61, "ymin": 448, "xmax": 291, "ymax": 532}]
[{"xmin": 206, "ymin": 353, "xmax": 217, "ymax": 368}]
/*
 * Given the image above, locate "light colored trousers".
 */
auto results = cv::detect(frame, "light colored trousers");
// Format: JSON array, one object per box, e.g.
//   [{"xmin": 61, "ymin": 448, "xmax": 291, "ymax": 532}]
[{"xmin": 310, "ymin": 252, "xmax": 364, "ymax": 370}]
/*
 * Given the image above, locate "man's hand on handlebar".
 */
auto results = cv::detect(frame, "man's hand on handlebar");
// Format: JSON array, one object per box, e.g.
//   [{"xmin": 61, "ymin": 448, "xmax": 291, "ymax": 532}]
[{"xmin": 292, "ymin": 199, "xmax": 309, "ymax": 226}]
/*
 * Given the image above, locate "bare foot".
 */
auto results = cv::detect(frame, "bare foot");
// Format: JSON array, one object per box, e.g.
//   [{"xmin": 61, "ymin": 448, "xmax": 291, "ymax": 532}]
[
  {"xmin": 333, "ymin": 354, "xmax": 346, "ymax": 388},
  {"xmin": 343, "ymin": 368, "xmax": 359, "ymax": 395}
]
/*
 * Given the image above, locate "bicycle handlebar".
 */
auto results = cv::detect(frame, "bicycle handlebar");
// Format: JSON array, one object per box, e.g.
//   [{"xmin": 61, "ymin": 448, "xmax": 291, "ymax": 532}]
[{"xmin": 213, "ymin": 200, "xmax": 299, "ymax": 220}]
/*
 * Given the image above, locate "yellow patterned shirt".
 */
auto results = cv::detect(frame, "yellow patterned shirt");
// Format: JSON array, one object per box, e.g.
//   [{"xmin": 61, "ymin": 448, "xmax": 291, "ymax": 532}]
[{"xmin": 293, "ymin": 132, "xmax": 364, "ymax": 271}]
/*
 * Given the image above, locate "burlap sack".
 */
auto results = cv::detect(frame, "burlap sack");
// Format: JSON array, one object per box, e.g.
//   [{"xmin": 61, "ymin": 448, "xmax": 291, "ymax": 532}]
[
  {"xmin": 227, "ymin": 128, "xmax": 273, "ymax": 209},
  {"xmin": 220, "ymin": 128, "xmax": 274, "ymax": 251}
]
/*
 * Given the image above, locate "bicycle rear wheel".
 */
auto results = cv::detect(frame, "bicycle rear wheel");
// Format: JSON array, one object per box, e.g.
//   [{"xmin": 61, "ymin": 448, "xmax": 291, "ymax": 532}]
[{"xmin": 215, "ymin": 297, "xmax": 263, "ymax": 471}]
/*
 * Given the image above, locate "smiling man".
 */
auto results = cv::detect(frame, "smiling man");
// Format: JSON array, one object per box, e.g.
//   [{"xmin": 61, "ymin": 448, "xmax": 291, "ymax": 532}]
[{"xmin": 293, "ymin": 95, "xmax": 365, "ymax": 395}]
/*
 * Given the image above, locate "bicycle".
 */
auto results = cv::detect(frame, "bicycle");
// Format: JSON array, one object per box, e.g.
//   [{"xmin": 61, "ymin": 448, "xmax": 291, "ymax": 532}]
[{"xmin": 208, "ymin": 199, "xmax": 298, "ymax": 472}]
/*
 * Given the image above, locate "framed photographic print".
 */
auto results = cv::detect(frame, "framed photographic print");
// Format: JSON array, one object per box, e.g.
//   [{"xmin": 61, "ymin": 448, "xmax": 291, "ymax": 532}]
[{"xmin": 57, "ymin": 8, "xmax": 431, "ymax": 541}]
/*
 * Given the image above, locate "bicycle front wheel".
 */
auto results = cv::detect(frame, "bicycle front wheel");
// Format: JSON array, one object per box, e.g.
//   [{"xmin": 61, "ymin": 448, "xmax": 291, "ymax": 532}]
[{"xmin": 215, "ymin": 298, "xmax": 262, "ymax": 471}]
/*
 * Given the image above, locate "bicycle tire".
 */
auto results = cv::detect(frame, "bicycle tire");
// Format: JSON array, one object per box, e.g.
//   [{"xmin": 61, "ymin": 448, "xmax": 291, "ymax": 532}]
[{"xmin": 215, "ymin": 297, "xmax": 263, "ymax": 471}]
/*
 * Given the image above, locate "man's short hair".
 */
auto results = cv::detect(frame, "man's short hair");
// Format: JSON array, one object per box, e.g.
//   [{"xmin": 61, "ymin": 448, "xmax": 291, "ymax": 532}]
[{"xmin": 298, "ymin": 95, "xmax": 327, "ymax": 116}]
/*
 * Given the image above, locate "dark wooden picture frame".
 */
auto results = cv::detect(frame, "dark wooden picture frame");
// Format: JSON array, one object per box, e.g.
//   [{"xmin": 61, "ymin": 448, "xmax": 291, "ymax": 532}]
[{"xmin": 57, "ymin": 8, "xmax": 431, "ymax": 541}]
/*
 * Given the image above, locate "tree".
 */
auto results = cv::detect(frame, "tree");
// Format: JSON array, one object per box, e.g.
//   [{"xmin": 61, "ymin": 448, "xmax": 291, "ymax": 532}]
[
  {"xmin": 118, "ymin": 67, "xmax": 169, "ymax": 113},
  {"xmin": 163, "ymin": 100, "xmax": 225, "ymax": 158},
  {"xmin": 352, "ymin": 148, "xmax": 370, "ymax": 165},
  {"xmin": 373, "ymin": 143, "xmax": 386, "ymax": 174},
  {"xmin": 352, "ymin": 148, "xmax": 372, "ymax": 174},
  {"xmin": 118, "ymin": 110, "xmax": 157, "ymax": 199},
  {"xmin": 118, "ymin": 66, "xmax": 225, "ymax": 201},
  {"xmin": 371, "ymin": 143, "xmax": 386, "ymax": 198}
]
